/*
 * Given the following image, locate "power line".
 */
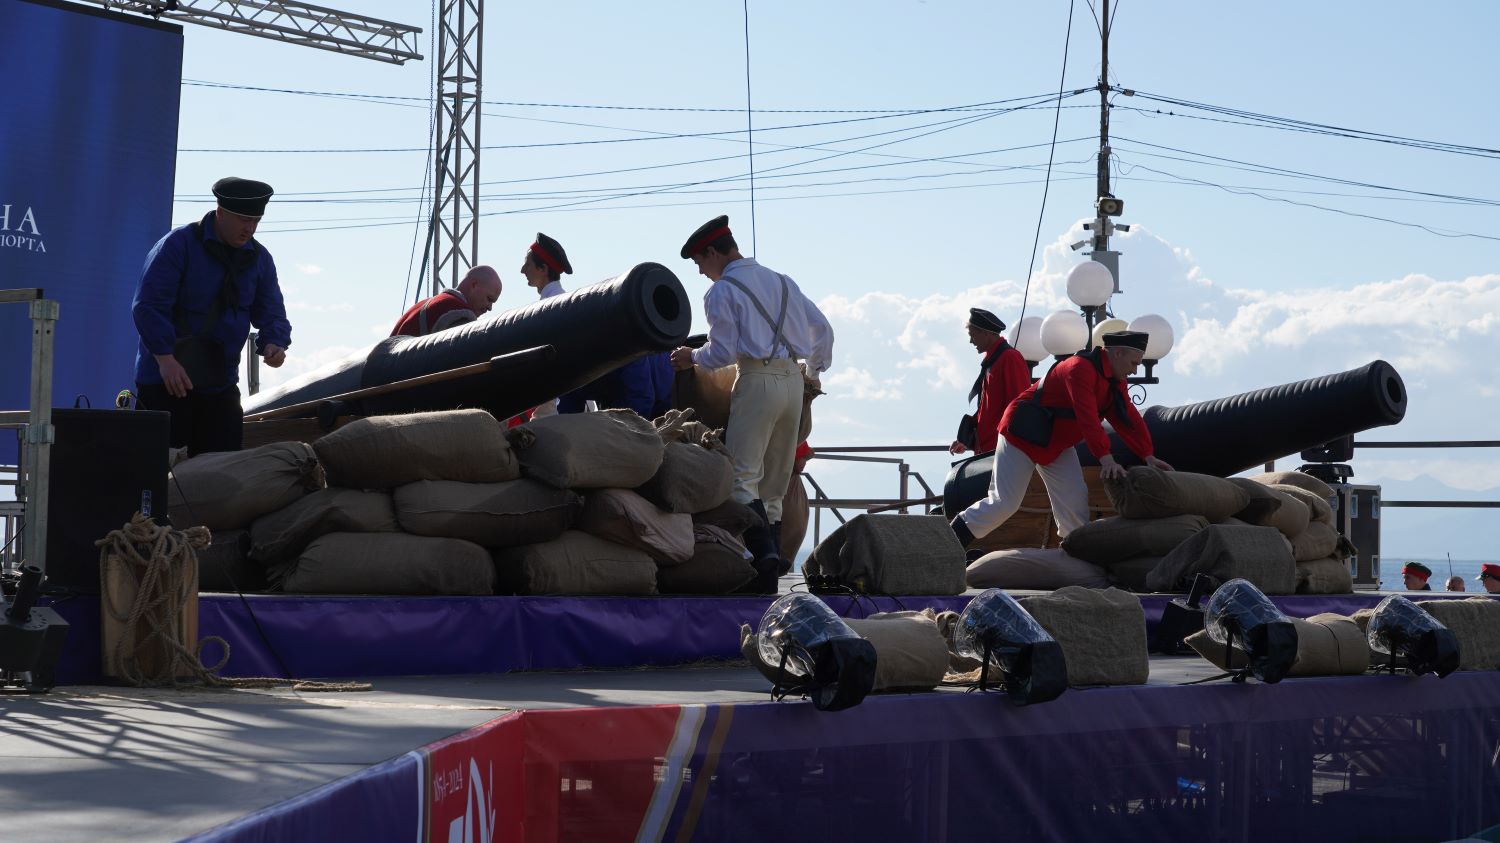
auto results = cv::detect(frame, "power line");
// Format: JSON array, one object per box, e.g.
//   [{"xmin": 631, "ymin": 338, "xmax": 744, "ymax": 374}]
[{"xmin": 1017, "ymin": 0, "xmax": 1077, "ymax": 333}]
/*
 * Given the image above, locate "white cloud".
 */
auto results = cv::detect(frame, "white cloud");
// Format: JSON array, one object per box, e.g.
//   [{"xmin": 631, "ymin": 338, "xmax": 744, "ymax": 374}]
[
  {"xmin": 296, "ymin": 263, "xmax": 323, "ymax": 275},
  {"xmin": 822, "ymin": 367, "xmax": 903, "ymax": 401}
]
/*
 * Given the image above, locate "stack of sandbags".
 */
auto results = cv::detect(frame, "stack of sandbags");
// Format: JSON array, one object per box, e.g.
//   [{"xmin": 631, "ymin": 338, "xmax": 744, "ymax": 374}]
[
  {"xmin": 169, "ymin": 441, "xmax": 325, "ymax": 530},
  {"xmin": 1420, "ymin": 598, "xmax": 1500, "ymax": 670},
  {"xmin": 395, "ymin": 480, "xmax": 580, "ymax": 547},
  {"xmin": 315, "ymin": 409, "xmax": 518, "ymax": 488},
  {"xmin": 1244, "ymin": 470, "xmax": 1352, "ymax": 594},
  {"xmin": 806, "ymin": 514, "xmax": 967, "ymax": 595},
  {"xmin": 965, "ymin": 547, "xmax": 1109, "ymax": 590},
  {"xmin": 1017, "ymin": 587, "xmax": 1148, "ymax": 685},
  {"xmin": 506, "ymin": 409, "xmax": 665, "ymax": 490},
  {"xmin": 287, "ymin": 532, "xmax": 495, "ymax": 595},
  {"xmin": 1185, "ymin": 612, "xmax": 1370, "ymax": 676},
  {"xmin": 196, "ymin": 530, "xmax": 266, "ymax": 593},
  {"xmin": 1061, "ymin": 513, "xmax": 1208, "ymax": 591},
  {"xmin": 1085, "ymin": 467, "xmax": 1264, "ymax": 592}
]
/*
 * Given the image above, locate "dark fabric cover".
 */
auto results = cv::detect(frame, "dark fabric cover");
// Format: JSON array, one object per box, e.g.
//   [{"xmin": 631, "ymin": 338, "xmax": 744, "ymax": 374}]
[{"xmin": 807, "ymin": 514, "xmax": 967, "ymax": 595}]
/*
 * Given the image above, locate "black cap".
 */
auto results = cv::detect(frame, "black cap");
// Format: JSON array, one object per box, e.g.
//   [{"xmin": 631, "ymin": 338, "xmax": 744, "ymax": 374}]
[
  {"xmin": 211, "ymin": 177, "xmax": 274, "ymax": 218},
  {"xmin": 968, "ymin": 308, "xmax": 1006, "ymax": 334},
  {"xmin": 530, "ymin": 232, "xmax": 573, "ymax": 274},
  {"xmin": 1102, "ymin": 330, "xmax": 1150, "ymax": 352},
  {"xmin": 680, "ymin": 214, "xmax": 732, "ymax": 259}
]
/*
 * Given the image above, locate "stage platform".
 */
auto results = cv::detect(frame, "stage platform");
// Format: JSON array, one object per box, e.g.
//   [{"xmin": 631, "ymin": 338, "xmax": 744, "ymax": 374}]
[
  {"xmin": 46, "ymin": 579, "xmax": 1493, "ymax": 684},
  {"xmin": 7, "ymin": 658, "xmax": 1497, "ymax": 842}
]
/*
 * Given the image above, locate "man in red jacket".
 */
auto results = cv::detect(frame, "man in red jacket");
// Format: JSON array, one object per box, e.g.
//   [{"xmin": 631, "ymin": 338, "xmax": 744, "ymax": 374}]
[
  {"xmin": 389, "ymin": 266, "xmax": 502, "ymax": 337},
  {"xmin": 951, "ymin": 330, "xmax": 1174, "ymax": 547},
  {"xmin": 950, "ymin": 307, "xmax": 1031, "ymax": 455}
]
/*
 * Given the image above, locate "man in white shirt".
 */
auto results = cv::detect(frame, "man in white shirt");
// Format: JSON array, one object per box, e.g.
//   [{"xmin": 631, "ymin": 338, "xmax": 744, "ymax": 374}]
[
  {"xmin": 520, "ymin": 232, "xmax": 571, "ymax": 299},
  {"xmin": 670, "ymin": 215, "xmax": 834, "ymax": 592}
]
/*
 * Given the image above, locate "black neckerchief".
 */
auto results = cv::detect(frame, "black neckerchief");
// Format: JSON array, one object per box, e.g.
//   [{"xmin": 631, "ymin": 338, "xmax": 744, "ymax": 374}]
[
  {"xmin": 195, "ymin": 210, "xmax": 258, "ymax": 315},
  {"xmin": 968, "ymin": 338, "xmax": 1011, "ymax": 402}
]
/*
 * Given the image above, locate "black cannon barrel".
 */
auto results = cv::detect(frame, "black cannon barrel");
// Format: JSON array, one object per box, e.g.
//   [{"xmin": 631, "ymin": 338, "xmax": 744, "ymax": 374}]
[
  {"xmin": 944, "ymin": 360, "xmax": 1406, "ymax": 515},
  {"xmin": 7, "ymin": 564, "xmax": 43, "ymax": 624},
  {"xmin": 245, "ymin": 263, "xmax": 691, "ymax": 421}
]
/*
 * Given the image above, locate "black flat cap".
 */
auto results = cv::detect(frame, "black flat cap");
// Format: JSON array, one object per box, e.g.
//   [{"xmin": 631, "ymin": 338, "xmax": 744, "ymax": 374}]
[
  {"xmin": 212, "ymin": 177, "xmax": 274, "ymax": 218},
  {"xmin": 1102, "ymin": 330, "xmax": 1150, "ymax": 352},
  {"xmin": 680, "ymin": 214, "xmax": 732, "ymax": 259},
  {"xmin": 968, "ymin": 308, "xmax": 1006, "ymax": 334},
  {"xmin": 531, "ymin": 232, "xmax": 573, "ymax": 274}
]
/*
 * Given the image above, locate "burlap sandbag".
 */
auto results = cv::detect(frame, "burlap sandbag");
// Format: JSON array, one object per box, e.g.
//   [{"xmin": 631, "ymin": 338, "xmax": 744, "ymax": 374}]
[
  {"xmin": 507, "ymin": 409, "xmax": 665, "ymax": 490},
  {"xmin": 196, "ymin": 529, "xmax": 268, "ymax": 593},
  {"xmin": 675, "ymin": 364, "xmax": 736, "ymax": 430},
  {"xmin": 966, "ymin": 547, "xmax": 1110, "ymax": 590},
  {"xmin": 1186, "ymin": 612, "xmax": 1369, "ymax": 675},
  {"xmin": 1106, "ymin": 555, "xmax": 1163, "ymax": 592},
  {"xmin": 1250, "ymin": 470, "xmax": 1334, "ymax": 500},
  {"xmin": 658, "ymin": 530, "xmax": 756, "ymax": 594},
  {"xmin": 1226, "ymin": 478, "xmax": 1284, "ymax": 525},
  {"xmin": 1061, "ymin": 514, "xmax": 1207, "ymax": 564},
  {"xmin": 1146, "ymin": 524, "xmax": 1297, "ymax": 594},
  {"xmin": 313, "ymin": 409, "xmax": 518, "ymax": 489},
  {"xmin": 1269, "ymin": 484, "xmax": 1333, "ymax": 524},
  {"xmin": 394, "ymin": 479, "xmax": 579, "ymax": 547},
  {"xmin": 692, "ymin": 498, "xmax": 761, "ymax": 535},
  {"xmin": 1104, "ymin": 467, "xmax": 1250, "ymax": 522},
  {"xmin": 284, "ymin": 532, "xmax": 495, "ymax": 595},
  {"xmin": 576, "ymin": 488, "xmax": 694, "ymax": 564},
  {"xmin": 492, "ymin": 531, "xmax": 657, "ymax": 595},
  {"xmin": 1420, "ymin": 598, "xmax": 1500, "ymax": 670},
  {"xmin": 1228, "ymin": 481, "xmax": 1309, "ymax": 538},
  {"xmin": 1296, "ymin": 556, "xmax": 1354, "ymax": 594},
  {"xmin": 931, "ymin": 609, "xmax": 983, "ymax": 674},
  {"xmin": 248, "ymin": 488, "xmax": 399, "ymax": 566},
  {"xmin": 845, "ymin": 611, "xmax": 951, "ymax": 692},
  {"xmin": 1017, "ymin": 587, "xmax": 1148, "ymax": 686},
  {"xmin": 169, "ymin": 441, "xmax": 325, "ymax": 530},
  {"xmin": 808, "ymin": 514, "xmax": 967, "ymax": 595},
  {"xmin": 636, "ymin": 442, "xmax": 734, "ymax": 514},
  {"xmin": 1290, "ymin": 520, "xmax": 1340, "ymax": 562}
]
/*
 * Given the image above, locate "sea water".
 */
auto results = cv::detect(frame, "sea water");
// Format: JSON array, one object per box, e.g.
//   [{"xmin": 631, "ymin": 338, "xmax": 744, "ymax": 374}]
[{"xmin": 1380, "ymin": 557, "xmax": 1493, "ymax": 593}]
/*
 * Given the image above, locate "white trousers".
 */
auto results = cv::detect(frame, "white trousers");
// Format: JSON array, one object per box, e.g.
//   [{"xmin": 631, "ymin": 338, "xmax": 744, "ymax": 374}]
[
  {"xmin": 959, "ymin": 437, "xmax": 1090, "ymax": 539},
  {"xmin": 724, "ymin": 357, "xmax": 803, "ymax": 523}
]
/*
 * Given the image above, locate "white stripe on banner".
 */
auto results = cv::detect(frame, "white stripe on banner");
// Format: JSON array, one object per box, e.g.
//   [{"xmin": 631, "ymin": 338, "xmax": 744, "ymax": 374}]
[
  {"xmin": 410, "ymin": 750, "xmax": 427, "ymax": 843},
  {"xmin": 634, "ymin": 705, "xmax": 708, "ymax": 843}
]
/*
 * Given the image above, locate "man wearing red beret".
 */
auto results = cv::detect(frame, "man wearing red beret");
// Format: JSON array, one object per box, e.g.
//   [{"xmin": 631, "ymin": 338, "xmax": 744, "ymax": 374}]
[{"xmin": 1478, "ymin": 563, "xmax": 1500, "ymax": 594}]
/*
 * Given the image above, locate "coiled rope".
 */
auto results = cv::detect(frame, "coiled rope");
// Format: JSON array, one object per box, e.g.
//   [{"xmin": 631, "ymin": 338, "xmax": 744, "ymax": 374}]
[{"xmin": 96, "ymin": 513, "xmax": 369, "ymax": 692}]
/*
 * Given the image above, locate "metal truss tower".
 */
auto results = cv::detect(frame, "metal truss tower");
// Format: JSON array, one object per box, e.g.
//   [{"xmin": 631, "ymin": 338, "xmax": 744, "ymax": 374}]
[
  {"xmin": 98, "ymin": 0, "xmax": 422, "ymax": 64},
  {"xmin": 429, "ymin": 0, "xmax": 484, "ymax": 295}
]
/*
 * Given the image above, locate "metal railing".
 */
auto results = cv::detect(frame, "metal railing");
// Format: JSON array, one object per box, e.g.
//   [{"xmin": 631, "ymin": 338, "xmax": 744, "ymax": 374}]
[{"xmin": 801, "ymin": 447, "xmax": 941, "ymax": 545}]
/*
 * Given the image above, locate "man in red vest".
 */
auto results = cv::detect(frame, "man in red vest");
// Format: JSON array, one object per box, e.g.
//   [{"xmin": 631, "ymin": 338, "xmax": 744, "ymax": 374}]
[
  {"xmin": 951, "ymin": 330, "xmax": 1174, "ymax": 548},
  {"xmin": 389, "ymin": 266, "xmax": 502, "ymax": 337},
  {"xmin": 950, "ymin": 307, "xmax": 1031, "ymax": 455}
]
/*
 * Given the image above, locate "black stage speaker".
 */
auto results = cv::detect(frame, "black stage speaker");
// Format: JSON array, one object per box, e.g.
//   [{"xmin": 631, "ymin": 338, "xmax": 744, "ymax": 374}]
[{"xmin": 43, "ymin": 409, "xmax": 170, "ymax": 594}]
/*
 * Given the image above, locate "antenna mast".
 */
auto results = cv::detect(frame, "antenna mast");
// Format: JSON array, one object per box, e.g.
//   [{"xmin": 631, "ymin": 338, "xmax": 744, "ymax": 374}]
[
  {"xmin": 1087, "ymin": 0, "xmax": 1127, "ymax": 294},
  {"xmin": 429, "ymin": 0, "xmax": 484, "ymax": 296}
]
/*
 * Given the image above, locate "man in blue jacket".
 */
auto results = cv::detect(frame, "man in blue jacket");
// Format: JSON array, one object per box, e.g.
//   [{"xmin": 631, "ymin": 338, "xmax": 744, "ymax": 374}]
[{"xmin": 132, "ymin": 177, "xmax": 293, "ymax": 455}]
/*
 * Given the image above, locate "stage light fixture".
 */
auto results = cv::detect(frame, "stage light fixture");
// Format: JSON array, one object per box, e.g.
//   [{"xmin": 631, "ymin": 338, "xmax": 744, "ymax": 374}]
[
  {"xmin": 756, "ymin": 593, "xmax": 877, "ymax": 711},
  {"xmin": 1367, "ymin": 595, "xmax": 1460, "ymax": 677},
  {"xmin": 953, "ymin": 589, "xmax": 1067, "ymax": 705},
  {"xmin": 1203, "ymin": 578, "xmax": 1298, "ymax": 684}
]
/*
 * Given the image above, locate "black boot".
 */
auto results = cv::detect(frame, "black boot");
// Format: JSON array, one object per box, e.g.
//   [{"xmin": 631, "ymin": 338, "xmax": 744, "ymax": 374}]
[
  {"xmin": 950, "ymin": 515, "xmax": 976, "ymax": 549},
  {"xmin": 769, "ymin": 521, "xmax": 792, "ymax": 576},
  {"xmin": 734, "ymin": 500, "xmax": 783, "ymax": 596}
]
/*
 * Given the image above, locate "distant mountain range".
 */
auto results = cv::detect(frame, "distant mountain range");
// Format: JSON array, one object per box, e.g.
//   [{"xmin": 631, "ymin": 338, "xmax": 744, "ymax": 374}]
[{"xmin": 1368, "ymin": 473, "xmax": 1499, "ymax": 559}]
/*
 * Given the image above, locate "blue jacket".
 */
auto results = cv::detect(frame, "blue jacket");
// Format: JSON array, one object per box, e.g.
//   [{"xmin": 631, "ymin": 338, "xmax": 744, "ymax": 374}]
[
  {"xmin": 132, "ymin": 211, "xmax": 292, "ymax": 392},
  {"xmin": 559, "ymin": 352, "xmax": 674, "ymax": 419}
]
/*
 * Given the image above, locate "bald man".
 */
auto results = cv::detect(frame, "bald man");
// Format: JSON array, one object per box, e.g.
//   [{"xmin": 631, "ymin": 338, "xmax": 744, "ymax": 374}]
[{"xmin": 390, "ymin": 266, "xmax": 502, "ymax": 337}]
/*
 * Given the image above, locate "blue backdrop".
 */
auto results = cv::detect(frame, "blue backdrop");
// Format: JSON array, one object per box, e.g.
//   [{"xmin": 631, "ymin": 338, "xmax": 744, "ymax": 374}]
[{"xmin": 0, "ymin": 0, "xmax": 182, "ymax": 429}]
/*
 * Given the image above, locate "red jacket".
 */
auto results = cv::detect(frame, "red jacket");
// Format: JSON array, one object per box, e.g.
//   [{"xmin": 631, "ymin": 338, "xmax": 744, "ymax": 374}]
[
  {"xmin": 973, "ymin": 339, "xmax": 1031, "ymax": 453},
  {"xmin": 1000, "ymin": 349, "xmax": 1154, "ymax": 465},
  {"xmin": 390, "ymin": 290, "xmax": 475, "ymax": 337}
]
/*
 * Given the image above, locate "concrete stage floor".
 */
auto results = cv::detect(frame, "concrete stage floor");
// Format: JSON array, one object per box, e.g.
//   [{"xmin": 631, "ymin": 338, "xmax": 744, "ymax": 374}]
[{"xmin": 0, "ymin": 656, "xmax": 1231, "ymax": 842}]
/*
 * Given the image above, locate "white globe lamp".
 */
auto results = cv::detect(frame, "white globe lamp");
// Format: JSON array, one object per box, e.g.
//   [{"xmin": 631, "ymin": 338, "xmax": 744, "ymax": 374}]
[
  {"xmin": 1040, "ymin": 310, "xmax": 1089, "ymax": 357},
  {"xmin": 1065, "ymin": 260, "xmax": 1115, "ymax": 308},
  {"xmin": 1011, "ymin": 316, "xmax": 1047, "ymax": 363},
  {"xmin": 1127, "ymin": 314, "xmax": 1176, "ymax": 361},
  {"xmin": 1091, "ymin": 317, "xmax": 1129, "ymax": 348}
]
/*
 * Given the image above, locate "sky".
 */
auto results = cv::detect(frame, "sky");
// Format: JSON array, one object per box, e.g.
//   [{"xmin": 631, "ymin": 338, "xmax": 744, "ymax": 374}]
[{"xmin": 140, "ymin": 0, "xmax": 1500, "ymax": 555}]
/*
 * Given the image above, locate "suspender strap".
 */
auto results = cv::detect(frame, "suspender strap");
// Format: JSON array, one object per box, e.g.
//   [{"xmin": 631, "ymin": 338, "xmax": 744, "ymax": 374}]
[{"xmin": 720, "ymin": 274, "xmax": 797, "ymax": 364}]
